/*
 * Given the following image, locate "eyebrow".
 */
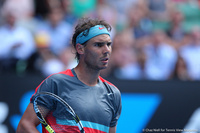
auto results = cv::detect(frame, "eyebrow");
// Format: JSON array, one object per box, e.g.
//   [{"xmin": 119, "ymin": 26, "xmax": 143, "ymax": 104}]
[{"xmin": 95, "ymin": 41, "xmax": 112, "ymax": 44}]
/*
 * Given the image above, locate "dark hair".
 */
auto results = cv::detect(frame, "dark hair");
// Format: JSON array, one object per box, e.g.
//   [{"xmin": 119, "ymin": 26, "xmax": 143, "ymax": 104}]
[{"xmin": 72, "ymin": 17, "xmax": 112, "ymax": 60}]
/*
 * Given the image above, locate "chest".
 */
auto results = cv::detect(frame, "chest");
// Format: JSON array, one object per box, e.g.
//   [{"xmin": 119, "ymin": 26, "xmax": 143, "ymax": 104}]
[{"xmin": 56, "ymin": 82, "xmax": 114, "ymax": 126}]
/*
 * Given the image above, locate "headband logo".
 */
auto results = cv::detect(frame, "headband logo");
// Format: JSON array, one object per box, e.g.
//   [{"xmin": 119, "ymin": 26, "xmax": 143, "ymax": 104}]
[
  {"xmin": 76, "ymin": 25, "xmax": 110, "ymax": 44},
  {"xmin": 99, "ymin": 27, "xmax": 105, "ymax": 30}
]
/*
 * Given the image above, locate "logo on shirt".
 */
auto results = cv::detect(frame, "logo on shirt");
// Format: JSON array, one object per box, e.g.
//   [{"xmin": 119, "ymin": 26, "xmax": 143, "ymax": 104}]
[{"xmin": 107, "ymin": 93, "xmax": 113, "ymax": 96}]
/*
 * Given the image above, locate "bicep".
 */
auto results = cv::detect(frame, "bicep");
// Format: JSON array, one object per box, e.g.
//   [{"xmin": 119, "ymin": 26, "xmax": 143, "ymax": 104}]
[
  {"xmin": 17, "ymin": 103, "xmax": 40, "ymax": 133},
  {"xmin": 109, "ymin": 126, "xmax": 116, "ymax": 133}
]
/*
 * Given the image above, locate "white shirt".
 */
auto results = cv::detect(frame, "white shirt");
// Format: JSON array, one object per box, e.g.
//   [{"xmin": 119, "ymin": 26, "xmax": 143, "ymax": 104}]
[
  {"xmin": 0, "ymin": 24, "xmax": 35, "ymax": 60},
  {"xmin": 180, "ymin": 44, "xmax": 200, "ymax": 80},
  {"xmin": 144, "ymin": 43, "xmax": 177, "ymax": 80}
]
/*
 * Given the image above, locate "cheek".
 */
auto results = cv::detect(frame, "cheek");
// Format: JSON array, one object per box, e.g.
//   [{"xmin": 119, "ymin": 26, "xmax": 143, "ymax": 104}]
[{"xmin": 84, "ymin": 49, "xmax": 99, "ymax": 61}]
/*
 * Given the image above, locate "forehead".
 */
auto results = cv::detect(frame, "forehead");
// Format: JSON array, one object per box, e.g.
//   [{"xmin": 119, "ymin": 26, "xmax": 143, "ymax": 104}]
[{"xmin": 89, "ymin": 34, "xmax": 111, "ymax": 42}]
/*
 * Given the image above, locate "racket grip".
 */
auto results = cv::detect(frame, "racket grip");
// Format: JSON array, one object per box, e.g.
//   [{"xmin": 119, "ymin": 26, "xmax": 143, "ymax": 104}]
[{"xmin": 45, "ymin": 125, "xmax": 55, "ymax": 133}]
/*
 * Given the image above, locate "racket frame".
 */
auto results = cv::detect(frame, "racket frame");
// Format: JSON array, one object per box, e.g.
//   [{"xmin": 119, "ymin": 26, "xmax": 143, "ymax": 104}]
[{"xmin": 33, "ymin": 91, "xmax": 85, "ymax": 133}]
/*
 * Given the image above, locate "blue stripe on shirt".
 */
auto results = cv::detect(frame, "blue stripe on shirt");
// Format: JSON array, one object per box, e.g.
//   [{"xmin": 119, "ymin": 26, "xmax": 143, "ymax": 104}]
[{"xmin": 56, "ymin": 119, "xmax": 109, "ymax": 132}]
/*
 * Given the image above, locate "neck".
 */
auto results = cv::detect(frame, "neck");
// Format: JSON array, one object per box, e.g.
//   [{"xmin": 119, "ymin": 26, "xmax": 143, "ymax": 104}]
[{"xmin": 74, "ymin": 64, "xmax": 100, "ymax": 86}]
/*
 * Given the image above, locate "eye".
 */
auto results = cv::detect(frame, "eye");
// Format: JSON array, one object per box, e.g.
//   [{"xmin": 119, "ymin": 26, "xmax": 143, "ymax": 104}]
[
  {"xmin": 94, "ymin": 42, "xmax": 104, "ymax": 47},
  {"xmin": 107, "ymin": 42, "xmax": 112, "ymax": 47}
]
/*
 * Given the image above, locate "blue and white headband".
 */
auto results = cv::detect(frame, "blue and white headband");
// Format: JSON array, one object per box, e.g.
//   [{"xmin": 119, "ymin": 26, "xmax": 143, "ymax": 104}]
[{"xmin": 76, "ymin": 25, "xmax": 110, "ymax": 44}]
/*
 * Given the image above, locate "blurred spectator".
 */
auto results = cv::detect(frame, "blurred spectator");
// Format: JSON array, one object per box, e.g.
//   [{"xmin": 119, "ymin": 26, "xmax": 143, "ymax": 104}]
[
  {"xmin": 106, "ymin": 0, "xmax": 140, "ymax": 31},
  {"xmin": 146, "ymin": 0, "xmax": 171, "ymax": 21},
  {"xmin": 1, "ymin": 0, "xmax": 36, "ymax": 33},
  {"xmin": 170, "ymin": 55, "xmax": 191, "ymax": 80},
  {"xmin": 34, "ymin": 0, "xmax": 50, "ymax": 19},
  {"xmin": 143, "ymin": 30, "xmax": 178, "ymax": 80},
  {"xmin": 34, "ymin": 44, "xmax": 77, "ymax": 78},
  {"xmin": 0, "ymin": 0, "xmax": 199, "ymax": 81},
  {"xmin": 135, "ymin": 48, "xmax": 147, "ymax": 78},
  {"xmin": 34, "ymin": 31, "xmax": 65, "ymax": 77},
  {"xmin": 146, "ymin": 0, "xmax": 175, "ymax": 32},
  {"xmin": 1, "ymin": 0, "xmax": 34, "ymax": 20},
  {"xmin": 35, "ymin": 7, "xmax": 72, "ymax": 56},
  {"xmin": 33, "ymin": 9, "xmax": 77, "ymax": 77},
  {"xmin": 0, "ymin": 0, "xmax": 37, "ymax": 33},
  {"xmin": 179, "ymin": 27, "xmax": 200, "ymax": 80},
  {"xmin": 0, "ymin": 0, "xmax": 6, "ymax": 25},
  {"xmin": 92, "ymin": 0, "xmax": 117, "ymax": 40},
  {"xmin": 167, "ymin": 10, "xmax": 185, "ymax": 42},
  {"xmin": 127, "ymin": 1, "xmax": 153, "ymax": 39},
  {"xmin": 0, "ymin": 9, "xmax": 35, "ymax": 73},
  {"xmin": 38, "ymin": 48, "xmax": 65, "ymax": 77},
  {"xmin": 61, "ymin": 0, "xmax": 78, "ymax": 25},
  {"xmin": 58, "ymin": 47, "xmax": 78, "ymax": 70},
  {"xmin": 96, "ymin": 0, "xmax": 117, "ymax": 27}
]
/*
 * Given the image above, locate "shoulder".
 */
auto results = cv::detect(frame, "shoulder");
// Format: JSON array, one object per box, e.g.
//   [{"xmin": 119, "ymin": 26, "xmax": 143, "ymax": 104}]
[
  {"xmin": 99, "ymin": 76, "xmax": 118, "ymax": 89},
  {"xmin": 48, "ymin": 69, "xmax": 74, "ymax": 78},
  {"xmin": 99, "ymin": 76, "xmax": 121, "ymax": 95},
  {"xmin": 57, "ymin": 69, "xmax": 75, "ymax": 77},
  {"xmin": 32, "ymin": 69, "xmax": 75, "ymax": 96},
  {"xmin": 43, "ymin": 69, "xmax": 75, "ymax": 84}
]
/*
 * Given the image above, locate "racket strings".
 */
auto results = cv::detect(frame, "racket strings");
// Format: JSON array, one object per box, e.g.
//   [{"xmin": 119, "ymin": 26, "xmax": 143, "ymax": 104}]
[
  {"xmin": 35, "ymin": 94, "xmax": 83, "ymax": 133},
  {"xmin": 45, "ymin": 112, "xmax": 80, "ymax": 133}
]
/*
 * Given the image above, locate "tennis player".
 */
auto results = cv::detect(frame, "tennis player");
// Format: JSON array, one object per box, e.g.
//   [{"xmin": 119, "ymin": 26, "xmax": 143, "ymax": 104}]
[{"xmin": 17, "ymin": 17, "xmax": 122, "ymax": 133}]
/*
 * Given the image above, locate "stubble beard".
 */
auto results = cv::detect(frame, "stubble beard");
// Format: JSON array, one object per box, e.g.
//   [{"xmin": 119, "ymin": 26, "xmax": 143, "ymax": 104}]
[{"xmin": 84, "ymin": 57, "xmax": 108, "ymax": 72}]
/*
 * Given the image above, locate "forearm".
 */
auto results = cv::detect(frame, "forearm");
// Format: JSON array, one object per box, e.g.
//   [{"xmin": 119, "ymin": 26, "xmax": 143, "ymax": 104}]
[
  {"xmin": 17, "ymin": 119, "xmax": 40, "ymax": 133},
  {"xmin": 17, "ymin": 103, "xmax": 40, "ymax": 133},
  {"xmin": 109, "ymin": 126, "xmax": 116, "ymax": 133}
]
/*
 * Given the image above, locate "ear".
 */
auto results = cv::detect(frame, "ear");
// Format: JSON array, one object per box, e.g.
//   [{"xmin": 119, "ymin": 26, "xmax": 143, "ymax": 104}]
[{"xmin": 76, "ymin": 43, "xmax": 84, "ymax": 55}]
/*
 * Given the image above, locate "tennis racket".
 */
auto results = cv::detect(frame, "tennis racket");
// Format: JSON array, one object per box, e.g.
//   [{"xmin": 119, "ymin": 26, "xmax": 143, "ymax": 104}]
[{"xmin": 32, "ymin": 91, "xmax": 85, "ymax": 133}]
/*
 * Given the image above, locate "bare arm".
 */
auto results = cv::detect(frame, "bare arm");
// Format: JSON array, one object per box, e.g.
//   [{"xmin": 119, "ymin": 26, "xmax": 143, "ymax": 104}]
[
  {"xmin": 16, "ymin": 103, "xmax": 40, "ymax": 133},
  {"xmin": 109, "ymin": 126, "xmax": 116, "ymax": 133}
]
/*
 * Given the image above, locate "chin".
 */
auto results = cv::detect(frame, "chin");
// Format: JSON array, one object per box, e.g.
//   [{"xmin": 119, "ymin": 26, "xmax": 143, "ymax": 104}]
[{"xmin": 99, "ymin": 65, "xmax": 108, "ymax": 70}]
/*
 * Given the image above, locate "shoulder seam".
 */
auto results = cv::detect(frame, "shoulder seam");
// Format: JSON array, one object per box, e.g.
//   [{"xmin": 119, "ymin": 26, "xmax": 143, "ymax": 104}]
[
  {"xmin": 99, "ymin": 76, "xmax": 118, "ymax": 89},
  {"xmin": 31, "ymin": 69, "xmax": 74, "ymax": 101},
  {"xmin": 58, "ymin": 69, "xmax": 74, "ymax": 77}
]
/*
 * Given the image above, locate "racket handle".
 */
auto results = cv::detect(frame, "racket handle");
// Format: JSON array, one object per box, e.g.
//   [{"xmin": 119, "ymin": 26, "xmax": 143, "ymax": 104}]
[
  {"xmin": 80, "ymin": 128, "xmax": 85, "ymax": 133},
  {"xmin": 45, "ymin": 125, "xmax": 55, "ymax": 133}
]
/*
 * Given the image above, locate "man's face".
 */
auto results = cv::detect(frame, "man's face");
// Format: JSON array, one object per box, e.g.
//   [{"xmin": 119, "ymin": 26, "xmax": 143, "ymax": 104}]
[{"xmin": 82, "ymin": 34, "xmax": 112, "ymax": 70}]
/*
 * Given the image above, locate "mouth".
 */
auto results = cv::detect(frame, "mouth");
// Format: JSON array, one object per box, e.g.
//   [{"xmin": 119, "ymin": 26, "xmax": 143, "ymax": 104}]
[{"xmin": 101, "ymin": 58, "xmax": 109, "ymax": 63}]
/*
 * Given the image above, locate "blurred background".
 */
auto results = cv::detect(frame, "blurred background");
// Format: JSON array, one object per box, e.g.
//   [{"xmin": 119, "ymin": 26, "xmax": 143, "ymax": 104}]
[{"xmin": 0, "ymin": 0, "xmax": 200, "ymax": 132}]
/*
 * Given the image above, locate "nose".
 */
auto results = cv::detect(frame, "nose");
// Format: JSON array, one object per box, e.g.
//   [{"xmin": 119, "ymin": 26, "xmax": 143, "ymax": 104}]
[{"xmin": 103, "ymin": 44, "xmax": 111, "ymax": 55}]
